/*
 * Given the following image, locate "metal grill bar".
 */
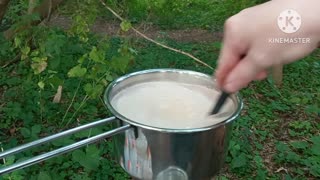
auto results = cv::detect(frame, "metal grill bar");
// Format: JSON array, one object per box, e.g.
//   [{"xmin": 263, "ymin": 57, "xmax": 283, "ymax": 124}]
[
  {"xmin": 0, "ymin": 124, "xmax": 130, "ymax": 175},
  {"xmin": 0, "ymin": 117, "xmax": 116, "ymax": 159}
]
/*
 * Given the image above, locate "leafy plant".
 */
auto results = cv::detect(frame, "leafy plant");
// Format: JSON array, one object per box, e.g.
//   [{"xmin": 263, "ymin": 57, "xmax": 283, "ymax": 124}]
[
  {"xmin": 275, "ymin": 138, "xmax": 320, "ymax": 177},
  {"xmin": 72, "ymin": 146, "xmax": 101, "ymax": 171},
  {"xmin": 0, "ymin": 0, "xmax": 134, "ymax": 179}
]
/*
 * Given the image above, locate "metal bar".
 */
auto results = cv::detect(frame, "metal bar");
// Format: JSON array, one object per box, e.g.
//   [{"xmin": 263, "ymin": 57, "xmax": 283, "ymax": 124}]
[
  {"xmin": 0, "ymin": 124, "xmax": 131, "ymax": 175},
  {"xmin": 0, "ymin": 117, "xmax": 116, "ymax": 159}
]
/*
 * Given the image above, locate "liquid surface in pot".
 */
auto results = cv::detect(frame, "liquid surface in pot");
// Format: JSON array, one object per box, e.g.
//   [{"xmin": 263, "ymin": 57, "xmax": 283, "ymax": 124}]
[{"xmin": 111, "ymin": 81, "xmax": 235, "ymax": 129}]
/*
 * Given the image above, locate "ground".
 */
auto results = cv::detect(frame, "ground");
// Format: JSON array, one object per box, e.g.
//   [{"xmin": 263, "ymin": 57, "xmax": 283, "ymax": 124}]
[{"xmin": 48, "ymin": 16, "xmax": 223, "ymax": 43}]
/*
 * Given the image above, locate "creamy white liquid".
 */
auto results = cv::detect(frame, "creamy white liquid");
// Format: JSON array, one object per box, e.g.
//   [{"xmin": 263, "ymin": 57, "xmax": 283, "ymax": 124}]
[{"xmin": 111, "ymin": 81, "xmax": 235, "ymax": 129}]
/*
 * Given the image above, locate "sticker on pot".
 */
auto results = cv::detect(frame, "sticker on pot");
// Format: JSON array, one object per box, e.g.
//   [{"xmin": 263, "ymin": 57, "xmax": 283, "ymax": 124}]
[{"xmin": 123, "ymin": 129, "xmax": 152, "ymax": 179}]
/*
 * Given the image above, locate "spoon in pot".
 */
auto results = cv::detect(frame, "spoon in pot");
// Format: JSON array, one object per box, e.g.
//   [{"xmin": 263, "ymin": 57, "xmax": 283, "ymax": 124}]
[{"xmin": 211, "ymin": 91, "xmax": 230, "ymax": 115}]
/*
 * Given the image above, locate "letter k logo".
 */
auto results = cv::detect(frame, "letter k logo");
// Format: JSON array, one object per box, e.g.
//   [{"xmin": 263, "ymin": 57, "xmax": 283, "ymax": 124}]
[
  {"xmin": 286, "ymin": 16, "xmax": 294, "ymax": 27},
  {"xmin": 277, "ymin": 9, "xmax": 301, "ymax": 34}
]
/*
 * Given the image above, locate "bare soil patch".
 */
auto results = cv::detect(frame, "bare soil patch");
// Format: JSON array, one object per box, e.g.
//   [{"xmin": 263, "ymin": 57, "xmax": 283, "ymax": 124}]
[{"xmin": 48, "ymin": 16, "xmax": 223, "ymax": 43}]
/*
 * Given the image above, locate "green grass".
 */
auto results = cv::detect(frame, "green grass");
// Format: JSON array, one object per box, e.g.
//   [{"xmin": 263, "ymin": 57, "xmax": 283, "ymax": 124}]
[
  {"xmin": 120, "ymin": 0, "xmax": 258, "ymax": 30},
  {"xmin": 1, "ymin": 37, "xmax": 319, "ymax": 179},
  {"xmin": 59, "ymin": 0, "xmax": 262, "ymax": 30}
]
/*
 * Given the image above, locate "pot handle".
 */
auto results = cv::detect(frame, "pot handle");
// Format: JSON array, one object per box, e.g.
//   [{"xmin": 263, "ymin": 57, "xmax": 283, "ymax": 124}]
[{"xmin": 0, "ymin": 116, "xmax": 131, "ymax": 175}]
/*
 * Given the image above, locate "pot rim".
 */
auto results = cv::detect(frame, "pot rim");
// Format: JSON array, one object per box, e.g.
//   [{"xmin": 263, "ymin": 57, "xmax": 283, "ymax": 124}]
[{"xmin": 104, "ymin": 68, "xmax": 243, "ymax": 133}]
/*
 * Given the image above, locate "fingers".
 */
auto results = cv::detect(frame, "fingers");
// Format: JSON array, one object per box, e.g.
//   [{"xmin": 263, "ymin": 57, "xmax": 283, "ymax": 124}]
[
  {"xmin": 254, "ymin": 70, "xmax": 268, "ymax": 80},
  {"xmin": 215, "ymin": 42, "xmax": 239, "ymax": 87},
  {"xmin": 223, "ymin": 54, "xmax": 266, "ymax": 93},
  {"xmin": 215, "ymin": 17, "xmax": 249, "ymax": 88}
]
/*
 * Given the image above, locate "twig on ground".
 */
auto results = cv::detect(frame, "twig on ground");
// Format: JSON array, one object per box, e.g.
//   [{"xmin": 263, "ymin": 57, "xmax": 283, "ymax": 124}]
[
  {"xmin": 66, "ymin": 95, "xmax": 88, "ymax": 126},
  {"xmin": 61, "ymin": 80, "xmax": 82, "ymax": 126},
  {"xmin": 1, "ymin": 54, "xmax": 21, "ymax": 68},
  {"xmin": 0, "ymin": 143, "xmax": 6, "ymax": 164},
  {"xmin": 99, "ymin": 0, "xmax": 214, "ymax": 70},
  {"xmin": 47, "ymin": 0, "xmax": 53, "ymax": 22}
]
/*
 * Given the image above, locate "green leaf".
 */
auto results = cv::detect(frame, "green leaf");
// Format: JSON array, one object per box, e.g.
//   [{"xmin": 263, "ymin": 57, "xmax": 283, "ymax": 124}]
[
  {"xmin": 74, "ymin": 128, "xmax": 101, "ymax": 139},
  {"xmin": 256, "ymin": 169, "xmax": 267, "ymax": 180},
  {"xmin": 105, "ymin": 72, "xmax": 113, "ymax": 82},
  {"xmin": 21, "ymin": 46, "xmax": 30, "ymax": 54},
  {"xmin": 310, "ymin": 143, "xmax": 320, "ymax": 156},
  {"xmin": 48, "ymin": 76, "xmax": 63, "ymax": 89},
  {"xmin": 71, "ymin": 174, "xmax": 91, "ymax": 180},
  {"xmin": 82, "ymin": 155, "xmax": 100, "ymax": 171},
  {"xmin": 231, "ymin": 153, "xmax": 247, "ymax": 169},
  {"xmin": 78, "ymin": 54, "xmax": 88, "ymax": 64},
  {"xmin": 72, "ymin": 148, "xmax": 100, "ymax": 171},
  {"xmin": 48, "ymin": 70, "xmax": 57, "ymax": 74},
  {"xmin": 290, "ymin": 97, "xmax": 301, "ymax": 104},
  {"xmin": 310, "ymin": 165, "xmax": 320, "ymax": 177},
  {"xmin": 6, "ymin": 77, "xmax": 21, "ymax": 86},
  {"xmin": 288, "ymin": 129, "xmax": 297, "ymax": 137},
  {"xmin": 4, "ymin": 102, "xmax": 22, "ymax": 119},
  {"xmin": 31, "ymin": 60, "xmax": 48, "ymax": 74},
  {"xmin": 20, "ymin": 128, "xmax": 31, "ymax": 138},
  {"xmin": 120, "ymin": 20, "xmax": 132, "ymax": 32},
  {"xmin": 37, "ymin": 171, "xmax": 51, "ymax": 180},
  {"xmin": 305, "ymin": 105, "xmax": 320, "ymax": 114},
  {"xmin": 253, "ymin": 155, "xmax": 264, "ymax": 167},
  {"xmin": 311, "ymin": 136, "xmax": 320, "ymax": 144},
  {"xmin": 84, "ymin": 83, "xmax": 93, "ymax": 95},
  {"xmin": 21, "ymin": 46, "xmax": 30, "ymax": 60},
  {"xmin": 31, "ymin": 50, "xmax": 40, "ymax": 56},
  {"xmin": 49, "ymin": 57, "xmax": 61, "ymax": 70},
  {"xmin": 286, "ymin": 151, "xmax": 301, "ymax": 162},
  {"xmin": 31, "ymin": 125, "xmax": 41, "ymax": 135},
  {"xmin": 92, "ymin": 84, "xmax": 103, "ymax": 98},
  {"xmin": 285, "ymin": 174, "xmax": 293, "ymax": 180},
  {"xmin": 68, "ymin": 65, "xmax": 87, "ymax": 77},
  {"xmin": 86, "ymin": 146, "xmax": 100, "ymax": 157},
  {"xmin": 4, "ymin": 156, "xmax": 15, "ymax": 165},
  {"xmin": 72, "ymin": 150, "xmax": 85, "ymax": 163},
  {"xmin": 295, "ymin": 168, "xmax": 305, "ymax": 175},
  {"xmin": 52, "ymin": 138, "xmax": 75, "ymax": 147},
  {"xmin": 38, "ymin": 81, "xmax": 45, "ymax": 89},
  {"xmin": 111, "ymin": 55, "xmax": 131, "ymax": 73},
  {"xmin": 276, "ymin": 142, "xmax": 290, "ymax": 152},
  {"xmin": 290, "ymin": 141, "xmax": 309, "ymax": 150},
  {"xmin": 89, "ymin": 47, "xmax": 105, "ymax": 63},
  {"xmin": 32, "ymin": 57, "xmax": 45, "ymax": 63},
  {"xmin": 14, "ymin": 37, "xmax": 22, "ymax": 48},
  {"xmin": 30, "ymin": 13, "xmax": 41, "ymax": 21},
  {"xmin": 21, "ymin": 54, "xmax": 27, "ymax": 61},
  {"xmin": 213, "ymin": 42, "xmax": 222, "ymax": 49},
  {"xmin": 84, "ymin": 83, "xmax": 103, "ymax": 98}
]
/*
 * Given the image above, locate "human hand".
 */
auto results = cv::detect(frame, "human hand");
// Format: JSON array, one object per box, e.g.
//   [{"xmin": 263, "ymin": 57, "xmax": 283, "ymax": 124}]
[{"xmin": 215, "ymin": 0, "xmax": 320, "ymax": 93}]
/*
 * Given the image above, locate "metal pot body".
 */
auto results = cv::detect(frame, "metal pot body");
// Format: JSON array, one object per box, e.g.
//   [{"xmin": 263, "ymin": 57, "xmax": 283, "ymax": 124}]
[
  {"xmin": 104, "ymin": 69, "xmax": 242, "ymax": 180},
  {"xmin": 112, "ymin": 120, "xmax": 233, "ymax": 180}
]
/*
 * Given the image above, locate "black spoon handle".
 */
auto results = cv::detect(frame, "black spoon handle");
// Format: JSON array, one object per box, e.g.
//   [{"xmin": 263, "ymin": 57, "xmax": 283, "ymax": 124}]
[{"xmin": 211, "ymin": 91, "xmax": 230, "ymax": 115}]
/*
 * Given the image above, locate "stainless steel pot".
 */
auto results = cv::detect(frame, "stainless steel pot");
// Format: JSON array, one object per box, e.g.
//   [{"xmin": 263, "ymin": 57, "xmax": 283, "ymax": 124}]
[{"xmin": 0, "ymin": 69, "xmax": 243, "ymax": 180}]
